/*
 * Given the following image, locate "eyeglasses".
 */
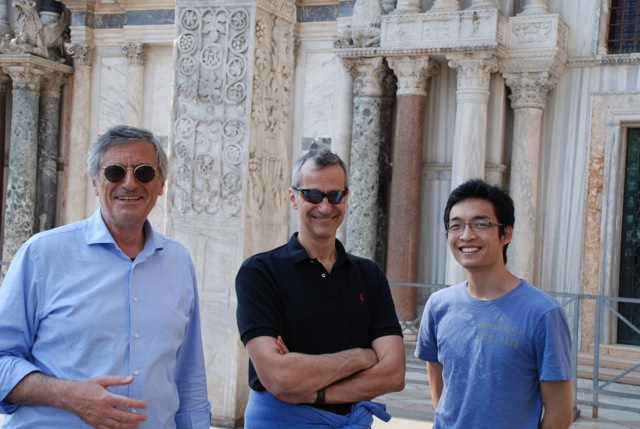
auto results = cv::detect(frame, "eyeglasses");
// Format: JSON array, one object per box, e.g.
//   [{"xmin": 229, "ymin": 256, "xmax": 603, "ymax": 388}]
[
  {"xmin": 292, "ymin": 186, "xmax": 349, "ymax": 205},
  {"xmin": 102, "ymin": 164, "xmax": 158, "ymax": 184},
  {"xmin": 446, "ymin": 220, "xmax": 503, "ymax": 233}
]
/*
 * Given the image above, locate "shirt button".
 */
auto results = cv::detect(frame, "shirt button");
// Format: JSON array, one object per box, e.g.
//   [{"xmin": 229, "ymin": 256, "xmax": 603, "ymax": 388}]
[
  {"xmin": 133, "ymin": 297, "xmax": 138, "ymax": 302},
  {"xmin": 134, "ymin": 332, "xmax": 140, "ymax": 338},
  {"xmin": 134, "ymin": 370, "xmax": 140, "ymax": 376},
  {"xmin": 322, "ymin": 273, "xmax": 326, "ymax": 278}
]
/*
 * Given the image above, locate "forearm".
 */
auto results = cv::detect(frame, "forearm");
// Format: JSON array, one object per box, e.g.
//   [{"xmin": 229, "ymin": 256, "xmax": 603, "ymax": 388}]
[
  {"xmin": 262, "ymin": 347, "xmax": 377, "ymax": 396},
  {"xmin": 5, "ymin": 372, "xmax": 69, "ymax": 408}
]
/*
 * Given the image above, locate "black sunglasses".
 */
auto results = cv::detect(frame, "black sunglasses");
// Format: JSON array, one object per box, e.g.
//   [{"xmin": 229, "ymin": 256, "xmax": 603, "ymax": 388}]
[
  {"xmin": 292, "ymin": 186, "xmax": 349, "ymax": 205},
  {"xmin": 102, "ymin": 164, "xmax": 158, "ymax": 184}
]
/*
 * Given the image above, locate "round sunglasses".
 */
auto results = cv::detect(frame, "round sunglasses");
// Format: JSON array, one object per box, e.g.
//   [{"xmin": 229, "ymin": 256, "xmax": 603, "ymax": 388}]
[
  {"xmin": 102, "ymin": 164, "xmax": 158, "ymax": 183},
  {"xmin": 292, "ymin": 186, "xmax": 349, "ymax": 205}
]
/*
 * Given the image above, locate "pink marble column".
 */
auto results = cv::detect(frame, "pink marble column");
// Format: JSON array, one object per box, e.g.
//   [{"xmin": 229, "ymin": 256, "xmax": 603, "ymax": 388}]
[{"xmin": 386, "ymin": 56, "xmax": 437, "ymax": 322}]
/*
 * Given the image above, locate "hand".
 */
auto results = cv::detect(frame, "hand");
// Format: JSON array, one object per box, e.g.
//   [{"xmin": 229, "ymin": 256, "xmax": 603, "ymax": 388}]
[
  {"xmin": 60, "ymin": 375, "xmax": 148, "ymax": 429},
  {"xmin": 275, "ymin": 336, "xmax": 289, "ymax": 354}
]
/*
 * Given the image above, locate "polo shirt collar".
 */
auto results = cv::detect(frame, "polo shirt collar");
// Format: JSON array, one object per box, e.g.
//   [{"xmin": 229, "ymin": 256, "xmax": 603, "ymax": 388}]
[{"xmin": 287, "ymin": 232, "xmax": 350, "ymax": 267}]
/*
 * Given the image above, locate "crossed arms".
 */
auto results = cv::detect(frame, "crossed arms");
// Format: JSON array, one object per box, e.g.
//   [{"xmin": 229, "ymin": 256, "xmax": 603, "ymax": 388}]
[{"xmin": 246, "ymin": 334, "xmax": 405, "ymax": 405}]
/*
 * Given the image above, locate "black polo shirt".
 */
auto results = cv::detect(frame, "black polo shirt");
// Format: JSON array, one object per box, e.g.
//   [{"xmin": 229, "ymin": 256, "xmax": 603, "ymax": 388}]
[{"xmin": 235, "ymin": 233, "xmax": 402, "ymax": 414}]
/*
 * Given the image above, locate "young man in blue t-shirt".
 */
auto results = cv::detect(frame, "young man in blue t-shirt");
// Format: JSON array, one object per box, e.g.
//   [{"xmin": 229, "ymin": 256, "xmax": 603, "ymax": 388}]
[{"xmin": 415, "ymin": 178, "xmax": 573, "ymax": 429}]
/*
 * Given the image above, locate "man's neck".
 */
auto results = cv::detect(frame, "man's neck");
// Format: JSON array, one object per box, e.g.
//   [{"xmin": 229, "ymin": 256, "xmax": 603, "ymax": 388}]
[
  {"xmin": 298, "ymin": 233, "xmax": 337, "ymax": 272},
  {"xmin": 466, "ymin": 268, "xmax": 520, "ymax": 300}
]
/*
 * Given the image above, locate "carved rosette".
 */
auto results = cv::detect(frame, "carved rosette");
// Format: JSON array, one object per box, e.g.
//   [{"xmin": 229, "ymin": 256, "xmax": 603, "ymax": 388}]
[
  {"xmin": 171, "ymin": 6, "xmax": 252, "ymax": 217},
  {"xmin": 504, "ymin": 73, "xmax": 555, "ymax": 109},
  {"xmin": 122, "ymin": 42, "xmax": 147, "ymax": 66},
  {"xmin": 387, "ymin": 56, "xmax": 439, "ymax": 96}
]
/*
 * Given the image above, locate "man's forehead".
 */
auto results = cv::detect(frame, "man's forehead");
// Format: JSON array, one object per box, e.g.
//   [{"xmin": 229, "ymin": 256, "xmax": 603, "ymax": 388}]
[{"xmin": 450, "ymin": 198, "xmax": 495, "ymax": 218}]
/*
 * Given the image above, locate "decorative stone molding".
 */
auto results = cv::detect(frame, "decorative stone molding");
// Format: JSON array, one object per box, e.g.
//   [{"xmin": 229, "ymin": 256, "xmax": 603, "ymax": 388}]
[
  {"xmin": 342, "ymin": 56, "xmax": 388, "ymax": 97},
  {"xmin": 380, "ymin": 8, "xmax": 506, "ymax": 51},
  {"xmin": 387, "ymin": 55, "xmax": 438, "ymax": 96},
  {"xmin": 424, "ymin": 162, "xmax": 508, "ymax": 185},
  {"xmin": 122, "ymin": 42, "xmax": 146, "ymax": 65},
  {"xmin": 66, "ymin": 43, "xmax": 93, "ymax": 66}
]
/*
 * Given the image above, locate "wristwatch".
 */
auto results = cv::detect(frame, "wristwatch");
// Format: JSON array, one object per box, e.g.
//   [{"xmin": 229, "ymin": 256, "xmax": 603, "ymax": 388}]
[{"xmin": 313, "ymin": 388, "xmax": 325, "ymax": 406}]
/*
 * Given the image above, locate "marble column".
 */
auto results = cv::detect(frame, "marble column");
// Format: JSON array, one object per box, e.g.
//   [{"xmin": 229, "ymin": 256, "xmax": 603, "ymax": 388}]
[
  {"xmin": 504, "ymin": 74, "xmax": 555, "ymax": 280},
  {"xmin": 333, "ymin": 60, "xmax": 354, "ymax": 243},
  {"xmin": 122, "ymin": 42, "xmax": 146, "ymax": 127},
  {"xmin": 430, "ymin": 0, "xmax": 460, "ymax": 11},
  {"xmin": 34, "ymin": 74, "xmax": 66, "ymax": 233},
  {"xmin": 0, "ymin": 76, "xmax": 8, "ymax": 248},
  {"xmin": 394, "ymin": 0, "xmax": 421, "ymax": 13},
  {"xmin": 65, "ymin": 43, "xmax": 93, "ymax": 224},
  {"xmin": 386, "ymin": 56, "xmax": 436, "ymax": 322},
  {"xmin": 343, "ymin": 57, "xmax": 388, "ymax": 260},
  {"xmin": 2, "ymin": 66, "xmax": 44, "ymax": 260},
  {"xmin": 375, "ymin": 70, "xmax": 396, "ymax": 268},
  {"xmin": 445, "ymin": 53, "xmax": 498, "ymax": 285},
  {"xmin": 470, "ymin": 0, "xmax": 498, "ymax": 9},
  {"xmin": 520, "ymin": 0, "xmax": 548, "ymax": 15}
]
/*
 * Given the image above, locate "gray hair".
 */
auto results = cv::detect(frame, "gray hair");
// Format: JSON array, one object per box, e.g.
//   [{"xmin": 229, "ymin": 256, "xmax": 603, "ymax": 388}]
[
  {"xmin": 87, "ymin": 125, "xmax": 169, "ymax": 181},
  {"xmin": 291, "ymin": 149, "xmax": 348, "ymax": 189}
]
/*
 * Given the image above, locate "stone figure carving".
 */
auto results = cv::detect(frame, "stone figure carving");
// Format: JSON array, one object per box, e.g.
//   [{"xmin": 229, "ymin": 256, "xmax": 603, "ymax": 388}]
[
  {"xmin": 1, "ymin": 0, "xmax": 68, "ymax": 62},
  {"xmin": 335, "ymin": 0, "xmax": 384, "ymax": 48}
]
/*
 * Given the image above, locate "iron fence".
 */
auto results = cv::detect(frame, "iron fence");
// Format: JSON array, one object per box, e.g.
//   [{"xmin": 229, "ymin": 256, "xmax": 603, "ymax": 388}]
[{"xmin": 390, "ymin": 281, "xmax": 640, "ymax": 420}]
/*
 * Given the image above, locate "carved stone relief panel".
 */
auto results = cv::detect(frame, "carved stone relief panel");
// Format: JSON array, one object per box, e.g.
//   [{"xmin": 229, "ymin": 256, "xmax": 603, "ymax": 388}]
[
  {"xmin": 246, "ymin": 2, "xmax": 296, "ymax": 219},
  {"xmin": 171, "ymin": 5, "xmax": 251, "ymax": 217}
]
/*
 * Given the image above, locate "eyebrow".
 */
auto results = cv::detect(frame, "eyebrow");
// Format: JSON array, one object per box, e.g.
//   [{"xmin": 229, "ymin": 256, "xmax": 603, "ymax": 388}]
[{"xmin": 449, "ymin": 214, "xmax": 491, "ymax": 221}]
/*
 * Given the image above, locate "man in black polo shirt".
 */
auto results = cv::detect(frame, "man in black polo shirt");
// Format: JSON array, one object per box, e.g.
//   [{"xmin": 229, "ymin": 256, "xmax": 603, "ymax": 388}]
[{"xmin": 235, "ymin": 149, "xmax": 405, "ymax": 428}]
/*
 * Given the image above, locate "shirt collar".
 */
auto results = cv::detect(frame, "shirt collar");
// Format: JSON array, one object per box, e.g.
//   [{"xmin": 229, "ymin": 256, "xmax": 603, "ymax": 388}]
[
  {"xmin": 287, "ymin": 232, "xmax": 350, "ymax": 266},
  {"xmin": 84, "ymin": 209, "xmax": 163, "ymax": 254}
]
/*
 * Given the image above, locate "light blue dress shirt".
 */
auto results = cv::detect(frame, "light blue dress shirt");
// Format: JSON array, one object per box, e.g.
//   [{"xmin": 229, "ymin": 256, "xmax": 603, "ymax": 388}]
[{"xmin": 0, "ymin": 210, "xmax": 211, "ymax": 428}]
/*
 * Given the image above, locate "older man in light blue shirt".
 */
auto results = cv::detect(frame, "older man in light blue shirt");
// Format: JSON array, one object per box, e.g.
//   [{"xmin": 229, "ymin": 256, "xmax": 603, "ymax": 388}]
[{"xmin": 0, "ymin": 125, "xmax": 211, "ymax": 428}]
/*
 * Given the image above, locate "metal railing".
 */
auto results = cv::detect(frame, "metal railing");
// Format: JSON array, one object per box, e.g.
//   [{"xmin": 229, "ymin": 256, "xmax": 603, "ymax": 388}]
[{"xmin": 390, "ymin": 281, "xmax": 640, "ymax": 419}]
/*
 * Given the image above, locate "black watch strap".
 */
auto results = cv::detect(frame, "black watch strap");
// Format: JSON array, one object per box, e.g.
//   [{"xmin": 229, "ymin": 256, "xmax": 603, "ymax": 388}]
[{"xmin": 313, "ymin": 388, "xmax": 325, "ymax": 406}]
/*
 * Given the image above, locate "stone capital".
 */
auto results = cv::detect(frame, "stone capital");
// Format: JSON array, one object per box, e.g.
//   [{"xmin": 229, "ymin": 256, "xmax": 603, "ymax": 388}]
[
  {"xmin": 387, "ymin": 56, "xmax": 438, "ymax": 96},
  {"xmin": 41, "ymin": 73, "xmax": 67, "ymax": 99},
  {"xmin": 343, "ymin": 57, "xmax": 388, "ymax": 97},
  {"xmin": 504, "ymin": 72, "xmax": 556, "ymax": 109},
  {"xmin": 122, "ymin": 42, "xmax": 147, "ymax": 66},
  {"xmin": 66, "ymin": 43, "xmax": 93, "ymax": 66},
  {"xmin": 447, "ymin": 54, "xmax": 498, "ymax": 91},
  {"xmin": 4, "ymin": 65, "xmax": 44, "ymax": 91}
]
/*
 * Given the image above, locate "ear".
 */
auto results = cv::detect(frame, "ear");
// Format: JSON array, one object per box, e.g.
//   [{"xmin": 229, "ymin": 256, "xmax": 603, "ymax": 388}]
[
  {"xmin": 502, "ymin": 225, "xmax": 513, "ymax": 245},
  {"xmin": 91, "ymin": 177, "xmax": 99, "ymax": 196},
  {"xmin": 288, "ymin": 188, "xmax": 298, "ymax": 210},
  {"xmin": 158, "ymin": 178, "xmax": 166, "ymax": 196}
]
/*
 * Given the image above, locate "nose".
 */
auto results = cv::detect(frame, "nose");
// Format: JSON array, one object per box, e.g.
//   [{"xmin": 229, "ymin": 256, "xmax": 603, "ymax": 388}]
[
  {"xmin": 459, "ymin": 223, "xmax": 476, "ymax": 239},
  {"xmin": 316, "ymin": 197, "xmax": 334, "ymax": 211},
  {"xmin": 121, "ymin": 168, "xmax": 138, "ymax": 188}
]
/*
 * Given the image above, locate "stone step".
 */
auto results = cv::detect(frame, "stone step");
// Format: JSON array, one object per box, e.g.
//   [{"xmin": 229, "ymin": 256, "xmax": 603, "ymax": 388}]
[{"xmin": 577, "ymin": 353, "xmax": 640, "ymax": 386}]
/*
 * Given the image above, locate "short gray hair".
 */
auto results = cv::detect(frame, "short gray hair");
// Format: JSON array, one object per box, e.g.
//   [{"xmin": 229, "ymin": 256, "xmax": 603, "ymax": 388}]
[
  {"xmin": 87, "ymin": 125, "xmax": 169, "ymax": 181},
  {"xmin": 291, "ymin": 149, "xmax": 348, "ymax": 189}
]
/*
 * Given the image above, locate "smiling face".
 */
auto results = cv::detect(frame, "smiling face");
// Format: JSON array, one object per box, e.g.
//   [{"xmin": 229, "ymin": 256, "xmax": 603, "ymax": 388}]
[
  {"xmin": 92, "ymin": 140, "xmax": 165, "ymax": 238},
  {"xmin": 447, "ymin": 198, "xmax": 512, "ymax": 274},
  {"xmin": 289, "ymin": 162, "xmax": 347, "ymax": 244}
]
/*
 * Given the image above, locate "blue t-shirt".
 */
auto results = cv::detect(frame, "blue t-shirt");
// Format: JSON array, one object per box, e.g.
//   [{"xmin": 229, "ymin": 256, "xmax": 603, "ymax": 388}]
[{"xmin": 415, "ymin": 280, "xmax": 572, "ymax": 429}]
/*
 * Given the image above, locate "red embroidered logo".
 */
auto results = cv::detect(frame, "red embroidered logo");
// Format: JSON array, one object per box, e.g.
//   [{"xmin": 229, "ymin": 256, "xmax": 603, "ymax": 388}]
[{"xmin": 359, "ymin": 293, "xmax": 365, "ymax": 302}]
